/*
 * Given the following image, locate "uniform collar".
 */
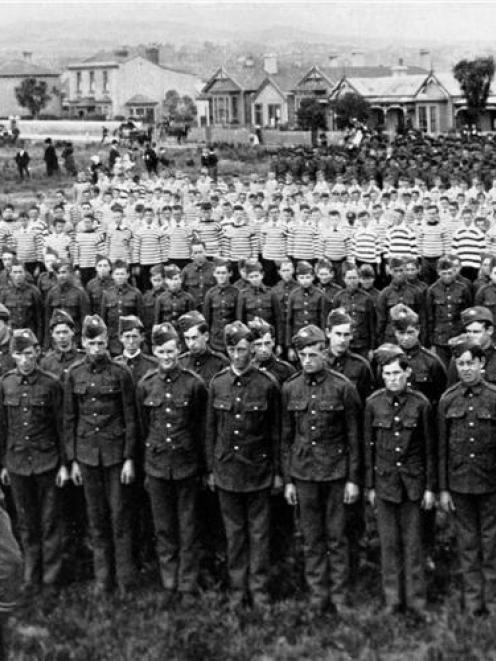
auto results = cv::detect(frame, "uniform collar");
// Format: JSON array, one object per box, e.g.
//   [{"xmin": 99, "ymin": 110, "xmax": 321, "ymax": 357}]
[
  {"xmin": 385, "ymin": 388, "xmax": 409, "ymax": 405},
  {"xmin": 327, "ymin": 351, "xmax": 348, "ymax": 367},
  {"xmin": 303, "ymin": 368, "xmax": 327, "ymax": 385},
  {"xmin": 159, "ymin": 365, "xmax": 181, "ymax": 381},
  {"xmin": 229, "ymin": 364, "xmax": 255, "ymax": 382},
  {"xmin": 123, "ymin": 349, "xmax": 141, "ymax": 361},
  {"xmin": 461, "ymin": 380, "xmax": 484, "ymax": 396},
  {"xmin": 14, "ymin": 368, "xmax": 39, "ymax": 384},
  {"xmin": 404, "ymin": 343, "xmax": 421, "ymax": 358},
  {"xmin": 187, "ymin": 348, "xmax": 211, "ymax": 364},
  {"xmin": 54, "ymin": 346, "xmax": 78, "ymax": 359},
  {"xmin": 85, "ymin": 353, "xmax": 112, "ymax": 371}
]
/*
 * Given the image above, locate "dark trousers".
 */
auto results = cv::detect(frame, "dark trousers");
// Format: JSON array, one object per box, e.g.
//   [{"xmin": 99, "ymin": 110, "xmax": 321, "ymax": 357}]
[
  {"xmin": 421, "ymin": 257, "xmax": 440, "ymax": 286},
  {"xmin": 451, "ymin": 490, "xmax": 496, "ymax": 612},
  {"xmin": 79, "ymin": 463, "xmax": 134, "ymax": 588},
  {"xmin": 295, "ymin": 479, "xmax": 348, "ymax": 606},
  {"xmin": 217, "ymin": 488, "xmax": 270, "ymax": 598},
  {"xmin": 376, "ymin": 497, "xmax": 425, "ymax": 610},
  {"xmin": 460, "ymin": 266, "xmax": 479, "ymax": 282},
  {"xmin": 0, "ymin": 505, "xmax": 23, "ymax": 613},
  {"xmin": 434, "ymin": 344, "xmax": 452, "ymax": 369},
  {"xmin": 169, "ymin": 259, "xmax": 190, "ymax": 271},
  {"xmin": 17, "ymin": 165, "xmax": 29, "ymax": 180},
  {"xmin": 138, "ymin": 264, "xmax": 157, "ymax": 292},
  {"xmin": 146, "ymin": 475, "xmax": 199, "ymax": 593},
  {"xmin": 9, "ymin": 468, "xmax": 62, "ymax": 586},
  {"xmin": 78, "ymin": 267, "xmax": 96, "ymax": 287},
  {"xmin": 260, "ymin": 259, "xmax": 280, "ymax": 287}
]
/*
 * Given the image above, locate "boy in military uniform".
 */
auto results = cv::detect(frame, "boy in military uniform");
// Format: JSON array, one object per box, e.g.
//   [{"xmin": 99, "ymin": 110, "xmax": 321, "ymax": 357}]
[
  {"xmin": 203, "ymin": 259, "xmax": 238, "ymax": 354},
  {"xmin": 64, "ymin": 315, "xmax": 137, "ymax": 596},
  {"xmin": 365, "ymin": 344, "xmax": 435, "ymax": 616},
  {"xmin": 114, "ymin": 316, "xmax": 156, "ymax": 385},
  {"xmin": 40, "ymin": 309, "xmax": 85, "ymax": 381},
  {"xmin": 248, "ymin": 316, "xmax": 296, "ymax": 385},
  {"xmin": 136, "ymin": 323, "xmax": 207, "ymax": 605},
  {"xmin": 446, "ymin": 306, "xmax": 496, "ymax": 386},
  {"xmin": 282, "ymin": 325, "xmax": 361, "ymax": 614},
  {"xmin": 178, "ymin": 311, "xmax": 228, "ymax": 385},
  {"xmin": 439, "ymin": 336, "xmax": 496, "ymax": 615},
  {"xmin": 205, "ymin": 321, "xmax": 281, "ymax": 609},
  {"xmin": 0, "ymin": 329, "xmax": 67, "ymax": 594}
]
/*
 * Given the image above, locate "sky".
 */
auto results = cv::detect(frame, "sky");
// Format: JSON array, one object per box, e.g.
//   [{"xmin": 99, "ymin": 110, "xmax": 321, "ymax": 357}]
[{"xmin": 1, "ymin": 0, "xmax": 496, "ymax": 45}]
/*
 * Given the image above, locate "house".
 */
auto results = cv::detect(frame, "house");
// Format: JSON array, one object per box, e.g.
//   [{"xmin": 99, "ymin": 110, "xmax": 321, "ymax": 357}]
[
  {"xmin": 0, "ymin": 54, "xmax": 61, "ymax": 118},
  {"xmin": 66, "ymin": 47, "xmax": 203, "ymax": 121},
  {"xmin": 197, "ymin": 55, "xmax": 299, "ymax": 128}
]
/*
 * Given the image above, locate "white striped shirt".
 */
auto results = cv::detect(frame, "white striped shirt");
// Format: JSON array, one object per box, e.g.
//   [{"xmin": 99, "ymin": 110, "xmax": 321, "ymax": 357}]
[
  {"xmin": 384, "ymin": 225, "xmax": 418, "ymax": 259},
  {"xmin": 417, "ymin": 222, "xmax": 450, "ymax": 258},
  {"xmin": 132, "ymin": 223, "xmax": 166, "ymax": 265},
  {"xmin": 351, "ymin": 226, "xmax": 381, "ymax": 263},
  {"xmin": 451, "ymin": 225, "xmax": 486, "ymax": 269}
]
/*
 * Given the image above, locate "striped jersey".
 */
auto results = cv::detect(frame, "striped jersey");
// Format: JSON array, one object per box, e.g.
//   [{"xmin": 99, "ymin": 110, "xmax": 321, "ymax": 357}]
[{"xmin": 451, "ymin": 225, "xmax": 486, "ymax": 269}]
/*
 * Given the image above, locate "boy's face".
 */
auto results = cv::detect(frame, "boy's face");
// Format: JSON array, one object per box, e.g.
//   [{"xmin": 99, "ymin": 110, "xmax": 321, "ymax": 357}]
[
  {"xmin": 166, "ymin": 275, "xmax": 182, "ymax": 291},
  {"xmin": 382, "ymin": 360, "xmax": 410, "ymax": 394},
  {"xmin": 183, "ymin": 326, "xmax": 208, "ymax": 356},
  {"xmin": 251, "ymin": 332, "xmax": 274, "ymax": 362},
  {"xmin": 83, "ymin": 333, "xmax": 108, "ymax": 358},
  {"xmin": 191, "ymin": 245, "xmax": 206, "ymax": 263},
  {"xmin": 120, "ymin": 329, "xmax": 142, "ymax": 354},
  {"xmin": 51, "ymin": 324, "xmax": 74, "ymax": 350},
  {"xmin": 439, "ymin": 267, "xmax": 456, "ymax": 285},
  {"xmin": 297, "ymin": 273, "xmax": 313, "ymax": 288},
  {"xmin": 455, "ymin": 350, "xmax": 484, "ymax": 386},
  {"xmin": 214, "ymin": 266, "xmax": 229, "ymax": 286},
  {"xmin": 153, "ymin": 339, "xmax": 180, "ymax": 371},
  {"xmin": 344, "ymin": 270, "xmax": 359, "ymax": 291},
  {"xmin": 112, "ymin": 268, "xmax": 128, "ymax": 286},
  {"xmin": 10, "ymin": 265, "xmax": 25, "ymax": 287},
  {"xmin": 391, "ymin": 266, "xmax": 406, "ymax": 284},
  {"xmin": 247, "ymin": 271, "xmax": 263, "ymax": 288},
  {"xmin": 150, "ymin": 274, "xmax": 164, "ymax": 290},
  {"xmin": 360, "ymin": 276, "xmax": 374, "ymax": 290},
  {"xmin": 394, "ymin": 325, "xmax": 420, "ymax": 350},
  {"xmin": 12, "ymin": 346, "xmax": 39, "ymax": 375},
  {"xmin": 57, "ymin": 265, "xmax": 71, "ymax": 285},
  {"xmin": 316, "ymin": 268, "xmax": 332, "ymax": 284},
  {"xmin": 405, "ymin": 263, "xmax": 419, "ymax": 280},
  {"xmin": 279, "ymin": 263, "xmax": 294, "ymax": 282},
  {"xmin": 227, "ymin": 339, "xmax": 251, "ymax": 372},
  {"xmin": 327, "ymin": 324, "xmax": 352, "ymax": 355},
  {"xmin": 96, "ymin": 260, "xmax": 111, "ymax": 278}
]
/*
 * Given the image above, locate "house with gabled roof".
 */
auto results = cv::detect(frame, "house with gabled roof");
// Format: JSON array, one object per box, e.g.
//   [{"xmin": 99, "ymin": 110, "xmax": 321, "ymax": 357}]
[
  {"xmin": 66, "ymin": 47, "xmax": 202, "ymax": 121},
  {"xmin": 0, "ymin": 54, "xmax": 61, "ymax": 118}
]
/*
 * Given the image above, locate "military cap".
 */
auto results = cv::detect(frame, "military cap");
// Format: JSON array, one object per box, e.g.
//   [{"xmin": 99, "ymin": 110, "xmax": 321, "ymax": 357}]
[
  {"xmin": 389, "ymin": 257, "xmax": 405, "ymax": 269},
  {"xmin": 52, "ymin": 259, "xmax": 73, "ymax": 274},
  {"xmin": 358, "ymin": 264, "xmax": 375, "ymax": 278},
  {"xmin": 95, "ymin": 253, "xmax": 111, "ymax": 266},
  {"xmin": 164, "ymin": 264, "xmax": 181, "ymax": 279},
  {"xmin": 152, "ymin": 322, "xmax": 178, "ymax": 346},
  {"xmin": 224, "ymin": 321, "xmax": 252, "ymax": 346},
  {"xmin": 448, "ymin": 333, "xmax": 480, "ymax": 358},
  {"xmin": 461, "ymin": 306, "xmax": 494, "ymax": 327},
  {"xmin": 177, "ymin": 311, "xmax": 207, "ymax": 332},
  {"xmin": 201, "ymin": 201, "xmax": 212, "ymax": 211},
  {"xmin": 0, "ymin": 303, "xmax": 10, "ymax": 321},
  {"xmin": 247, "ymin": 316, "xmax": 274, "ymax": 339},
  {"xmin": 295, "ymin": 260, "xmax": 314, "ymax": 275},
  {"xmin": 374, "ymin": 343, "xmax": 405, "ymax": 366},
  {"xmin": 293, "ymin": 325, "xmax": 326, "ymax": 350},
  {"xmin": 11, "ymin": 328, "xmax": 38, "ymax": 352},
  {"xmin": 390, "ymin": 303, "xmax": 419, "ymax": 329},
  {"xmin": 82, "ymin": 315, "xmax": 107, "ymax": 339},
  {"xmin": 53, "ymin": 215, "xmax": 66, "ymax": 223},
  {"xmin": 437, "ymin": 256, "xmax": 455, "ymax": 271},
  {"xmin": 49, "ymin": 309, "xmax": 75, "ymax": 330},
  {"xmin": 245, "ymin": 261, "xmax": 263, "ymax": 275},
  {"xmin": 326, "ymin": 308, "xmax": 352, "ymax": 329},
  {"xmin": 119, "ymin": 315, "xmax": 144, "ymax": 334},
  {"xmin": 110, "ymin": 203, "xmax": 124, "ymax": 213}
]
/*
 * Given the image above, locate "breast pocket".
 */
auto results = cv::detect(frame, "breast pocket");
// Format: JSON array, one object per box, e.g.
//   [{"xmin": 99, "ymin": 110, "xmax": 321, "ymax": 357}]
[
  {"xmin": 73, "ymin": 382, "xmax": 88, "ymax": 395},
  {"xmin": 99, "ymin": 384, "xmax": 121, "ymax": 397},
  {"xmin": 244, "ymin": 400, "xmax": 268, "ymax": 434},
  {"xmin": 213, "ymin": 398, "xmax": 232, "ymax": 412}
]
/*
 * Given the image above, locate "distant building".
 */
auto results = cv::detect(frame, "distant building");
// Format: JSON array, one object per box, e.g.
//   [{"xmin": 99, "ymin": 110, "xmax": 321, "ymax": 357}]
[
  {"xmin": 66, "ymin": 48, "xmax": 203, "ymax": 121},
  {"xmin": 0, "ymin": 55, "xmax": 61, "ymax": 118}
]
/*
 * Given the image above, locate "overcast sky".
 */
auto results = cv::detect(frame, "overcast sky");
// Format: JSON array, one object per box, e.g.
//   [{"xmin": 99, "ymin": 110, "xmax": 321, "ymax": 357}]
[{"xmin": 1, "ymin": 0, "xmax": 496, "ymax": 45}]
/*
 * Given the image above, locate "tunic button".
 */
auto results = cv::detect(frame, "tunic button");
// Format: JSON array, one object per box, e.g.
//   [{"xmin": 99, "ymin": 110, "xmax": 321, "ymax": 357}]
[
  {"xmin": 470, "ymin": 453, "xmax": 475, "ymax": 458},
  {"xmin": 166, "ymin": 423, "xmax": 171, "ymax": 428},
  {"xmin": 311, "ymin": 426, "xmax": 316, "ymax": 431},
  {"xmin": 395, "ymin": 447, "xmax": 401, "ymax": 452},
  {"xmin": 166, "ymin": 438, "xmax": 171, "ymax": 443},
  {"xmin": 234, "ymin": 430, "xmax": 239, "ymax": 435},
  {"xmin": 470, "ymin": 438, "xmax": 475, "ymax": 442},
  {"xmin": 311, "ymin": 441, "xmax": 316, "ymax": 446},
  {"xmin": 166, "ymin": 393, "xmax": 171, "ymax": 398},
  {"xmin": 92, "ymin": 398, "xmax": 96, "ymax": 402},
  {"xmin": 394, "ymin": 431, "xmax": 400, "ymax": 437},
  {"xmin": 166, "ymin": 408, "xmax": 170, "ymax": 413},
  {"xmin": 236, "ymin": 397, "xmax": 241, "ymax": 402},
  {"xmin": 394, "ymin": 402, "xmax": 399, "ymax": 407},
  {"xmin": 468, "ymin": 407, "xmax": 473, "ymax": 411},
  {"xmin": 311, "ymin": 394, "xmax": 316, "ymax": 398},
  {"xmin": 234, "ymin": 445, "xmax": 239, "ymax": 451},
  {"xmin": 394, "ymin": 417, "xmax": 400, "ymax": 422},
  {"xmin": 311, "ymin": 410, "xmax": 316, "ymax": 415},
  {"xmin": 396, "ymin": 461, "xmax": 402, "ymax": 467},
  {"xmin": 95, "ymin": 427, "xmax": 99, "ymax": 432},
  {"xmin": 469, "ymin": 422, "xmax": 474, "ymax": 427},
  {"xmin": 23, "ymin": 422, "xmax": 28, "ymax": 426},
  {"xmin": 24, "ymin": 408, "xmax": 28, "ymax": 412},
  {"xmin": 235, "ymin": 414, "xmax": 241, "ymax": 419}
]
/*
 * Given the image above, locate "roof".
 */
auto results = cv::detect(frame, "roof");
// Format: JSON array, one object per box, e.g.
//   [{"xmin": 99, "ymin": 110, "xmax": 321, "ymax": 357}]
[
  {"xmin": 344, "ymin": 74, "xmax": 428, "ymax": 98},
  {"xmin": 0, "ymin": 59, "xmax": 59, "ymax": 77},
  {"xmin": 125, "ymin": 94, "xmax": 158, "ymax": 106},
  {"xmin": 319, "ymin": 64, "xmax": 427, "ymax": 79}
]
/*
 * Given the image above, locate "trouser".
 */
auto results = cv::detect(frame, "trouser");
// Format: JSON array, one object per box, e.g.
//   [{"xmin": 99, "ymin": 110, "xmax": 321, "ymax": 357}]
[
  {"xmin": 376, "ymin": 497, "xmax": 425, "ymax": 610},
  {"xmin": 138, "ymin": 264, "xmax": 157, "ymax": 292},
  {"xmin": 217, "ymin": 488, "xmax": 270, "ymax": 599},
  {"xmin": 434, "ymin": 344, "xmax": 452, "ymax": 369},
  {"xmin": 17, "ymin": 165, "xmax": 29, "ymax": 180},
  {"xmin": 451, "ymin": 490, "xmax": 496, "ymax": 612},
  {"xmin": 146, "ymin": 475, "xmax": 199, "ymax": 593},
  {"xmin": 460, "ymin": 266, "xmax": 478, "ymax": 282},
  {"xmin": 330, "ymin": 260, "xmax": 345, "ymax": 286},
  {"xmin": 260, "ymin": 259, "xmax": 280, "ymax": 287},
  {"xmin": 9, "ymin": 469, "xmax": 62, "ymax": 586},
  {"xmin": 295, "ymin": 479, "xmax": 348, "ymax": 606},
  {"xmin": 421, "ymin": 257, "xmax": 440, "ymax": 286},
  {"xmin": 78, "ymin": 267, "xmax": 96, "ymax": 287},
  {"xmin": 60, "ymin": 482, "xmax": 87, "ymax": 561},
  {"xmin": 79, "ymin": 463, "xmax": 135, "ymax": 588},
  {"xmin": 0, "ymin": 503, "xmax": 23, "ymax": 613}
]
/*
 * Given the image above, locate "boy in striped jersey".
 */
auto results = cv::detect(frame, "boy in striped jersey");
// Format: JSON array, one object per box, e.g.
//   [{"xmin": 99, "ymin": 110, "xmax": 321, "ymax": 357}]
[
  {"xmin": 384, "ymin": 209, "xmax": 418, "ymax": 262},
  {"xmin": 352, "ymin": 210, "xmax": 381, "ymax": 275},
  {"xmin": 192, "ymin": 202, "xmax": 222, "ymax": 258},
  {"xmin": 11, "ymin": 210, "xmax": 44, "ymax": 278},
  {"xmin": 261, "ymin": 205, "xmax": 288, "ymax": 287},
  {"xmin": 74, "ymin": 213, "xmax": 105, "ymax": 286},
  {"xmin": 317, "ymin": 210, "xmax": 350, "ymax": 281},
  {"xmin": 417, "ymin": 204, "xmax": 450, "ymax": 285},
  {"xmin": 132, "ymin": 207, "xmax": 167, "ymax": 291},
  {"xmin": 451, "ymin": 207, "xmax": 486, "ymax": 281}
]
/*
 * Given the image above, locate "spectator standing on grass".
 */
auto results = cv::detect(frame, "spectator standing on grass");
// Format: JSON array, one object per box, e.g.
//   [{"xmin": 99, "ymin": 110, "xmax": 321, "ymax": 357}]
[
  {"xmin": 43, "ymin": 138, "xmax": 59, "ymax": 177},
  {"xmin": 14, "ymin": 143, "xmax": 30, "ymax": 181},
  {"xmin": 61, "ymin": 142, "xmax": 77, "ymax": 177}
]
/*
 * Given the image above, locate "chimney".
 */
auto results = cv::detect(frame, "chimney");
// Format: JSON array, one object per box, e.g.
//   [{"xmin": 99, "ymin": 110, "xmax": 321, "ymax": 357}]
[
  {"xmin": 244, "ymin": 55, "xmax": 255, "ymax": 68},
  {"xmin": 263, "ymin": 53, "xmax": 278, "ymax": 75},
  {"xmin": 419, "ymin": 48, "xmax": 431, "ymax": 71},
  {"xmin": 391, "ymin": 58, "xmax": 408, "ymax": 77},
  {"xmin": 115, "ymin": 47, "xmax": 129, "ymax": 59},
  {"xmin": 22, "ymin": 51, "xmax": 32, "ymax": 62},
  {"xmin": 351, "ymin": 50, "xmax": 365, "ymax": 68},
  {"xmin": 145, "ymin": 46, "xmax": 160, "ymax": 66}
]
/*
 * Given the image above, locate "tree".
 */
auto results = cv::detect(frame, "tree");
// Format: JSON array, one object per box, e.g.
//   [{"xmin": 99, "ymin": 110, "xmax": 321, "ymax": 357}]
[
  {"xmin": 15, "ymin": 77, "xmax": 51, "ymax": 118},
  {"xmin": 453, "ymin": 57, "xmax": 495, "ymax": 126},
  {"xmin": 163, "ymin": 90, "xmax": 197, "ymax": 122},
  {"xmin": 296, "ymin": 98, "xmax": 327, "ymax": 131},
  {"xmin": 330, "ymin": 92, "xmax": 371, "ymax": 130}
]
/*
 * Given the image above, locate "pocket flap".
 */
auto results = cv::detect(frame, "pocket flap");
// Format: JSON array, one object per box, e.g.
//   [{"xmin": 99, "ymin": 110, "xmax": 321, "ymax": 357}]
[
  {"xmin": 31, "ymin": 397, "xmax": 48, "ymax": 406},
  {"xmin": 287, "ymin": 400, "xmax": 307, "ymax": 411},
  {"xmin": 4, "ymin": 397, "xmax": 20, "ymax": 406},
  {"xmin": 100, "ymin": 385, "xmax": 120, "ymax": 395},
  {"xmin": 318, "ymin": 401, "xmax": 344, "ymax": 412},
  {"xmin": 213, "ymin": 398, "xmax": 232, "ymax": 411},
  {"xmin": 372, "ymin": 417, "xmax": 393, "ymax": 429},
  {"xmin": 446, "ymin": 407, "xmax": 465, "ymax": 419},
  {"xmin": 73, "ymin": 383, "xmax": 87, "ymax": 395},
  {"xmin": 244, "ymin": 401, "xmax": 267, "ymax": 412},
  {"xmin": 144, "ymin": 398, "xmax": 161, "ymax": 407}
]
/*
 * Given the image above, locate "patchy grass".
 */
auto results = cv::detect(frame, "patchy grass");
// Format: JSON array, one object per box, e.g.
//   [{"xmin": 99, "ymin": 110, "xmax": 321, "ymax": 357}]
[{"xmin": 6, "ymin": 518, "xmax": 496, "ymax": 661}]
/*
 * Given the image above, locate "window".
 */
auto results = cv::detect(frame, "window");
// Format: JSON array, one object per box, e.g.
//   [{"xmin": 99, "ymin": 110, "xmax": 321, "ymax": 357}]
[
  {"xmin": 417, "ymin": 104, "xmax": 439, "ymax": 134},
  {"xmin": 212, "ymin": 96, "xmax": 230, "ymax": 124},
  {"xmin": 231, "ymin": 95, "xmax": 238, "ymax": 122},
  {"xmin": 103, "ymin": 70, "xmax": 109, "ymax": 93},
  {"xmin": 76, "ymin": 72, "xmax": 82, "ymax": 94},
  {"xmin": 135, "ymin": 107, "xmax": 144, "ymax": 116},
  {"xmin": 254, "ymin": 103, "xmax": 263, "ymax": 126},
  {"xmin": 268, "ymin": 104, "xmax": 281, "ymax": 127},
  {"xmin": 89, "ymin": 70, "xmax": 95, "ymax": 94}
]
